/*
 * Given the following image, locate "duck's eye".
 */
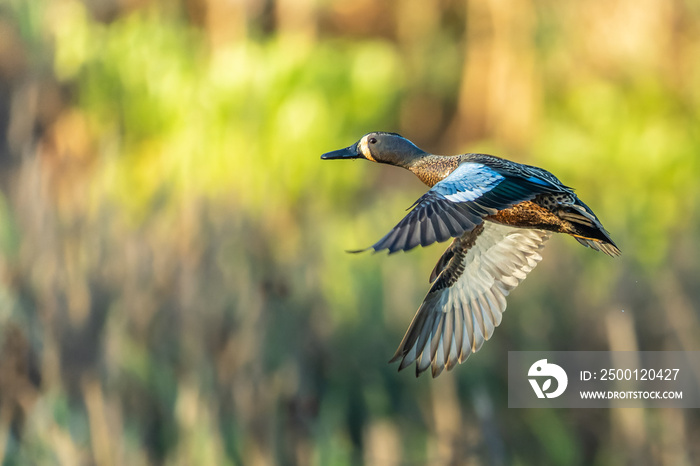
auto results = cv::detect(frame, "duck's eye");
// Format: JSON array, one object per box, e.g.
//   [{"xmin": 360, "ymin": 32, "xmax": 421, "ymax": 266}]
[{"xmin": 369, "ymin": 137, "xmax": 377, "ymax": 144}]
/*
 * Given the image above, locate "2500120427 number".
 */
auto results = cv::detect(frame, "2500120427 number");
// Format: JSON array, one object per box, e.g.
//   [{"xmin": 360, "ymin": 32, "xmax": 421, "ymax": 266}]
[{"xmin": 600, "ymin": 368, "xmax": 680, "ymax": 381}]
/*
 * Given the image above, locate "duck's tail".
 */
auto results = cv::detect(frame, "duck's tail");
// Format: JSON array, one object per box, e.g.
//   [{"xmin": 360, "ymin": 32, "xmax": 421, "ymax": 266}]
[{"xmin": 558, "ymin": 202, "xmax": 621, "ymax": 257}]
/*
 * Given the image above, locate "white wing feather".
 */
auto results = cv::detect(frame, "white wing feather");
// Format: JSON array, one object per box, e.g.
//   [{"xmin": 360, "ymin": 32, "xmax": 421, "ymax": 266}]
[{"xmin": 391, "ymin": 222, "xmax": 550, "ymax": 377}]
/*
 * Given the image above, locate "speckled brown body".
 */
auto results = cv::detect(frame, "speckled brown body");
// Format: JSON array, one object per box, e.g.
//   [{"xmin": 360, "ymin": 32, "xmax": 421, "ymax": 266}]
[{"xmin": 487, "ymin": 200, "xmax": 578, "ymax": 235}]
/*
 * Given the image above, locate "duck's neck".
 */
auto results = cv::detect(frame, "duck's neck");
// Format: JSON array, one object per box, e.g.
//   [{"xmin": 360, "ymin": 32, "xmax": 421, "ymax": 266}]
[{"xmin": 408, "ymin": 155, "xmax": 461, "ymax": 187}]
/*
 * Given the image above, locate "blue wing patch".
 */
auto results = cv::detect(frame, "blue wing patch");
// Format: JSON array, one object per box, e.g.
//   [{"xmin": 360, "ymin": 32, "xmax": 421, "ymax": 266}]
[{"xmin": 433, "ymin": 163, "xmax": 504, "ymax": 202}]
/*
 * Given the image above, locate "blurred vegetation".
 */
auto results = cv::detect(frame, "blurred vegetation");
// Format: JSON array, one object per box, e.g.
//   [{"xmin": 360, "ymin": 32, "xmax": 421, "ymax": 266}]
[{"xmin": 0, "ymin": 0, "xmax": 699, "ymax": 464}]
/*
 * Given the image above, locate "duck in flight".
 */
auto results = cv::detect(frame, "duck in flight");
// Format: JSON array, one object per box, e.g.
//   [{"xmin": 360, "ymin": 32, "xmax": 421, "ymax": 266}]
[{"xmin": 322, "ymin": 132, "xmax": 620, "ymax": 377}]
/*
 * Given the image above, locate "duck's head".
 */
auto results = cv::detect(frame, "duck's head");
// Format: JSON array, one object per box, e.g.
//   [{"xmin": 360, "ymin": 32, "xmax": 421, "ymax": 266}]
[{"xmin": 321, "ymin": 132, "xmax": 427, "ymax": 168}]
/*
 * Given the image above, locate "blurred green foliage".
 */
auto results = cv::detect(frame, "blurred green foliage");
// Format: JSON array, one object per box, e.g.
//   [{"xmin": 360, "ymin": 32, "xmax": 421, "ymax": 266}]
[{"xmin": 0, "ymin": 0, "xmax": 699, "ymax": 465}]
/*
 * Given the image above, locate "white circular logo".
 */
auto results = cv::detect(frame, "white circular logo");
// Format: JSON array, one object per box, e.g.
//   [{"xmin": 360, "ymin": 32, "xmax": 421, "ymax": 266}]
[{"xmin": 528, "ymin": 359, "xmax": 568, "ymax": 399}]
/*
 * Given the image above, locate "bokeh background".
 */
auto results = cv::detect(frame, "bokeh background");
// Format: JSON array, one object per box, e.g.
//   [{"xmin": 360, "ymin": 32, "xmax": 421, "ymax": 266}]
[{"xmin": 0, "ymin": 0, "xmax": 699, "ymax": 464}]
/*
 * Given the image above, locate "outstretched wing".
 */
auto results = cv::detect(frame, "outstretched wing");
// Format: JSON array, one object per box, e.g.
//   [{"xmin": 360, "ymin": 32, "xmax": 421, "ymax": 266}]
[
  {"xmin": 390, "ymin": 222, "xmax": 550, "ymax": 377},
  {"xmin": 366, "ymin": 162, "xmax": 554, "ymax": 254}
]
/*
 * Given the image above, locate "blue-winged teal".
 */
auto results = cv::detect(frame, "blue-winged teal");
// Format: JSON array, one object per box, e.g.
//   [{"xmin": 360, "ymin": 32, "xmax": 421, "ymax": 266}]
[{"xmin": 322, "ymin": 132, "xmax": 620, "ymax": 377}]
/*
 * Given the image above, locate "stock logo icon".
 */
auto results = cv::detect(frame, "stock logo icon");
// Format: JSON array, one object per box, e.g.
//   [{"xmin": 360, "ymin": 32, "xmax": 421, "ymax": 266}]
[{"xmin": 528, "ymin": 359, "xmax": 568, "ymax": 399}]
